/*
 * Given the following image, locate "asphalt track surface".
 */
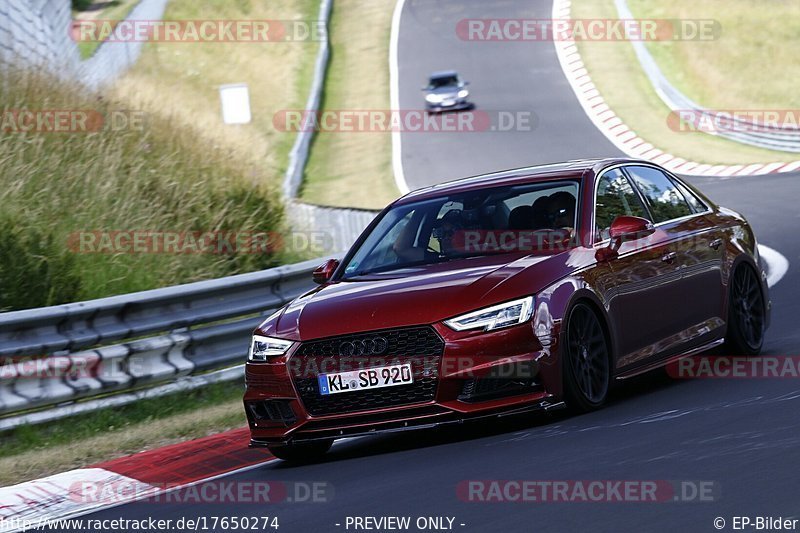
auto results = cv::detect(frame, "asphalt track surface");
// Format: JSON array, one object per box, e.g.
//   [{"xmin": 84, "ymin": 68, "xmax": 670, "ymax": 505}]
[{"xmin": 80, "ymin": 1, "xmax": 800, "ymax": 532}]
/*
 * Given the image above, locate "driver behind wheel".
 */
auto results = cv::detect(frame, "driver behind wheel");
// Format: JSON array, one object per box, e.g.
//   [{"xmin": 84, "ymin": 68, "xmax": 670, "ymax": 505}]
[{"xmin": 432, "ymin": 209, "xmax": 465, "ymax": 256}]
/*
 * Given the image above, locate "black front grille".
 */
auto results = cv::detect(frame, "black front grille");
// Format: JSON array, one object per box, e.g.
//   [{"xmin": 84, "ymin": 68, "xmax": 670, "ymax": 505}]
[{"xmin": 291, "ymin": 327, "xmax": 444, "ymax": 416}]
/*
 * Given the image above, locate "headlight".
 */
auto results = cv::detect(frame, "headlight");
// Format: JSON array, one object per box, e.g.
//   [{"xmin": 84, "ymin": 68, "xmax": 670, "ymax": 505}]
[
  {"xmin": 444, "ymin": 296, "xmax": 534, "ymax": 332},
  {"xmin": 426, "ymin": 94, "xmax": 442, "ymax": 103},
  {"xmin": 458, "ymin": 89, "xmax": 469, "ymax": 98},
  {"xmin": 248, "ymin": 335, "xmax": 294, "ymax": 361}
]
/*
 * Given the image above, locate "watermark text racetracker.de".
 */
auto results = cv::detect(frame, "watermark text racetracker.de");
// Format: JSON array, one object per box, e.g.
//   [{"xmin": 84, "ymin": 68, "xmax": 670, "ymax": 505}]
[
  {"xmin": 667, "ymin": 356, "xmax": 800, "ymax": 379},
  {"xmin": 1, "ymin": 352, "xmax": 210, "ymax": 382},
  {"xmin": 1, "ymin": 110, "xmax": 146, "ymax": 134},
  {"xmin": 668, "ymin": 109, "xmax": 800, "ymax": 135},
  {"xmin": 67, "ymin": 230, "xmax": 333, "ymax": 255},
  {"xmin": 72, "ymin": 19, "xmax": 326, "ymax": 42},
  {"xmin": 69, "ymin": 480, "xmax": 332, "ymax": 505},
  {"xmin": 457, "ymin": 18, "xmax": 720, "ymax": 41},
  {"xmin": 457, "ymin": 480, "xmax": 718, "ymax": 503},
  {"xmin": 273, "ymin": 109, "xmax": 538, "ymax": 133}
]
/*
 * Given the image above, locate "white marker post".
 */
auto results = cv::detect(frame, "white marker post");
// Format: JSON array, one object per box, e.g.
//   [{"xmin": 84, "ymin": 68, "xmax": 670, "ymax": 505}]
[{"xmin": 219, "ymin": 83, "xmax": 252, "ymax": 125}]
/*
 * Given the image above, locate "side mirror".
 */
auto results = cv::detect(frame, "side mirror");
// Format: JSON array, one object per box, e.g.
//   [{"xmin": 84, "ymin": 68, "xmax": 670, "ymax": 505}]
[
  {"xmin": 312, "ymin": 259, "xmax": 339, "ymax": 284},
  {"xmin": 596, "ymin": 216, "xmax": 655, "ymax": 262},
  {"xmin": 609, "ymin": 215, "xmax": 655, "ymax": 243},
  {"xmin": 462, "ymin": 80, "xmax": 470, "ymax": 86}
]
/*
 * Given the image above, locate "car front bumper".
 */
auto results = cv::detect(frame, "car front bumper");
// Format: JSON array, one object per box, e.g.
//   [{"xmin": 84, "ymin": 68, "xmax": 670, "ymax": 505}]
[
  {"xmin": 244, "ymin": 321, "xmax": 563, "ymax": 446},
  {"xmin": 425, "ymin": 99, "xmax": 473, "ymax": 113},
  {"xmin": 248, "ymin": 398, "xmax": 565, "ymax": 447}
]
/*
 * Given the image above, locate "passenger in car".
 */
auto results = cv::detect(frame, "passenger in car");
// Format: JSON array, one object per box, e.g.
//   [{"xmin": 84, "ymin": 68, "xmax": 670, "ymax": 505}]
[
  {"xmin": 547, "ymin": 191, "xmax": 576, "ymax": 235},
  {"xmin": 508, "ymin": 205, "xmax": 535, "ymax": 229},
  {"xmin": 531, "ymin": 195, "xmax": 551, "ymax": 230}
]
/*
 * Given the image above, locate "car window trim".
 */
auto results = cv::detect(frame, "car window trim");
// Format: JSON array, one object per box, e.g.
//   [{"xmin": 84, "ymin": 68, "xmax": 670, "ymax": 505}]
[
  {"xmin": 592, "ymin": 166, "xmax": 652, "ymax": 244},
  {"xmin": 592, "ymin": 162, "xmax": 712, "ymax": 247},
  {"xmin": 592, "ymin": 164, "xmax": 654, "ymax": 246}
]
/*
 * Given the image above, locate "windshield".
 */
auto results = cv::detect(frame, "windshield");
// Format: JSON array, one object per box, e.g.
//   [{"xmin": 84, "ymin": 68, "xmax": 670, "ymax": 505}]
[
  {"xmin": 429, "ymin": 75, "xmax": 459, "ymax": 89},
  {"xmin": 342, "ymin": 181, "xmax": 579, "ymax": 279}
]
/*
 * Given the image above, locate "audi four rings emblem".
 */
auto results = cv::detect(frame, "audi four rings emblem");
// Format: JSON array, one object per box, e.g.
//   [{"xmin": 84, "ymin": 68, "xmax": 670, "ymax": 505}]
[{"xmin": 338, "ymin": 337, "xmax": 389, "ymax": 356}]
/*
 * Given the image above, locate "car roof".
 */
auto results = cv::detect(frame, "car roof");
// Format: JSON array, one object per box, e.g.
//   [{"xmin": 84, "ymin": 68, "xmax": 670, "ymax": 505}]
[
  {"xmin": 396, "ymin": 158, "xmax": 644, "ymax": 204},
  {"xmin": 429, "ymin": 70, "xmax": 459, "ymax": 79}
]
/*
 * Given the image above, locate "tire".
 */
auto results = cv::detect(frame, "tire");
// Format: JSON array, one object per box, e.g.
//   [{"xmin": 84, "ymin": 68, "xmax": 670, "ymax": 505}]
[
  {"xmin": 724, "ymin": 263, "xmax": 766, "ymax": 356},
  {"xmin": 563, "ymin": 302, "xmax": 611, "ymax": 412},
  {"xmin": 267, "ymin": 439, "xmax": 333, "ymax": 463}
]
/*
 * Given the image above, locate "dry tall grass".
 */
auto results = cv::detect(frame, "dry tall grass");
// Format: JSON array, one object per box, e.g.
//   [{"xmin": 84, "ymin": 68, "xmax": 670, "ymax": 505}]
[{"xmin": 0, "ymin": 69, "xmax": 283, "ymax": 310}]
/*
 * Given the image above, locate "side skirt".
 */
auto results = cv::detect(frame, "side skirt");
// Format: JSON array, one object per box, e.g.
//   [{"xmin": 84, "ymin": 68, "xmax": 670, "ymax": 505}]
[{"xmin": 613, "ymin": 338, "xmax": 725, "ymax": 381}]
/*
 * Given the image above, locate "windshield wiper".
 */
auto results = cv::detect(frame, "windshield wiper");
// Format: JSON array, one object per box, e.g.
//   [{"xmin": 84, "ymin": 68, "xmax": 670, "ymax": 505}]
[{"xmin": 345, "ymin": 253, "xmax": 496, "ymax": 279}]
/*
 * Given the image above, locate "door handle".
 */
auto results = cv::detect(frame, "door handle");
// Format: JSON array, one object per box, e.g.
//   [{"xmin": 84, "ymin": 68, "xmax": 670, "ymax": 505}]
[
  {"xmin": 661, "ymin": 251, "xmax": 677, "ymax": 263},
  {"xmin": 710, "ymin": 238, "xmax": 723, "ymax": 250}
]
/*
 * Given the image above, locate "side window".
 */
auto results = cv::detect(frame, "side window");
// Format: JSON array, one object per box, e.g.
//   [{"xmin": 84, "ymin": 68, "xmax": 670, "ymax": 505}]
[
  {"xmin": 595, "ymin": 169, "xmax": 648, "ymax": 241},
  {"xmin": 625, "ymin": 166, "xmax": 693, "ymax": 223}
]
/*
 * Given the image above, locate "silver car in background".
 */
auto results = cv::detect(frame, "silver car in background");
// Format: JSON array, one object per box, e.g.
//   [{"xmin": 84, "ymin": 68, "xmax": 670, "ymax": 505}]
[{"xmin": 423, "ymin": 70, "xmax": 473, "ymax": 112}]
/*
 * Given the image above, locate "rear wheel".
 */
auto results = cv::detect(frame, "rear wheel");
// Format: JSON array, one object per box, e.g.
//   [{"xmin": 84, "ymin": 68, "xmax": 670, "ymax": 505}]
[
  {"xmin": 725, "ymin": 264, "xmax": 766, "ymax": 355},
  {"xmin": 267, "ymin": 439, "xmax": 333, "ymax": 463},
  {"xmin": 563, "ymin": 303, "xmax": 611, "ymax": 412}
]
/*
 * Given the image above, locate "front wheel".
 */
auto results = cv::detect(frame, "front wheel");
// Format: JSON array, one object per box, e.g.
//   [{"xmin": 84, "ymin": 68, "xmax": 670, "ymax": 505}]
[
  {"xmin": 267, "ymin": 439, "xmax": 333, "ymax": 463},
  {"xmin": 725, "ymin": 264, "xmax": 766, "ymax": 355},
  {"xmin": 563, "ymin": 303, "xmax": 611, "ymax": 412}
]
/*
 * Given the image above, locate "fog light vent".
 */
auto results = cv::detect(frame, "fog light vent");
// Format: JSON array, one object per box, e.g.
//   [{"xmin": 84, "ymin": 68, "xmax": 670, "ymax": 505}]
[{"xmin": 247, "ymin": 400, "xmax": 297, "ymax": 426}]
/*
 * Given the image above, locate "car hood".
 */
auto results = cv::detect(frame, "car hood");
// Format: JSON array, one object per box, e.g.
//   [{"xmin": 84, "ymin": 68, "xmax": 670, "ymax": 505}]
[
  {"xmin": 258, "ymin": 250, "xmax": 594, "ymax": 341},
  {"xmin": 428, "ymin": 86, "xmax": 461, "ymax": 97}
]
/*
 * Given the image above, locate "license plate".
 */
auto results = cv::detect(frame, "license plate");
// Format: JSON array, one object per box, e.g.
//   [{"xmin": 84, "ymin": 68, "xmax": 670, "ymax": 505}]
[{"xmin": 318, "ymin": 363, "xmax": 413, "ymax": 396}]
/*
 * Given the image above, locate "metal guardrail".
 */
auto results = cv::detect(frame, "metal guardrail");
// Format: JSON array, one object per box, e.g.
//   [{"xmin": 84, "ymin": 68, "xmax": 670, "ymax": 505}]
[
  {"xmin": 283, "ymin": 0, "xmax": 333, "ymax": 198},
  {"xmin": 615, "ymin": 0, "xmax": 800, "ymax": 153},
  {"xmin": 0, "ymin": 256, "xmax": 336, "ymax": 429}
]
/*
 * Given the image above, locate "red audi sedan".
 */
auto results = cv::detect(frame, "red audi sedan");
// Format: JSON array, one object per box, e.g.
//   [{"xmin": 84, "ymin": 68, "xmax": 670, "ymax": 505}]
[{"xmin": 244, "ymin": 158, "xmax": 770, "ymax": 461}]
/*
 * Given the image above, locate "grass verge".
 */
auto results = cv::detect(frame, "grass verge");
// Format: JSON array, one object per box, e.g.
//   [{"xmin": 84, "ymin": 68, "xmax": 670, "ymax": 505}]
[
  {"xmin": 571, "ymin": 0, "xmax": 799, "ymax": 165},
  {"xmin": 0, "ymin": 381, "xmax": 246, "ymax": 486},
  {"xmin": 631, "ymin": 0, "xmax": 800, "ymax": 111},
  {"xmin": 300, "ymin": 0, "xmax": 399, "ymax": 209}
]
